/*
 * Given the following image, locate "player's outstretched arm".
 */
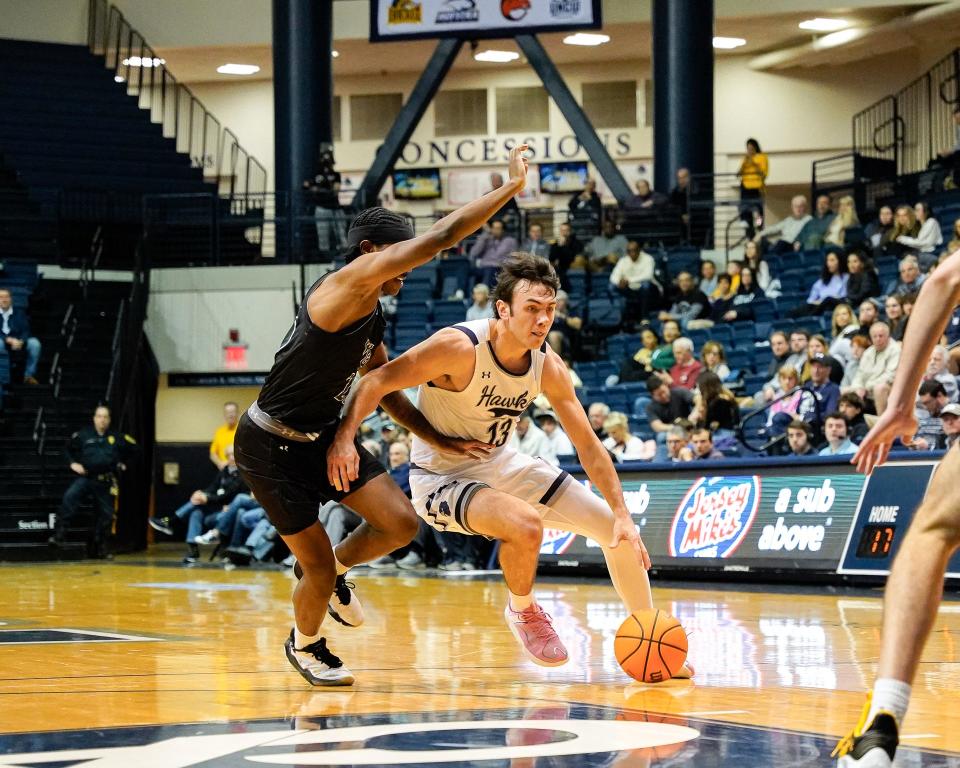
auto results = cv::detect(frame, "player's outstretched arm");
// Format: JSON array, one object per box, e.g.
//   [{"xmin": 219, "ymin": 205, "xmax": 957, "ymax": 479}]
[
  {"xmin": 345, "ymin": 145, "xmax": 529, "ymax": 291},
  {"xmin": 540, "ymin": 351, "xmax": 651, "ymax": 570},
  {"xmin": 854, "ymin": 247, "xmax": 960, "ymax": 475}
]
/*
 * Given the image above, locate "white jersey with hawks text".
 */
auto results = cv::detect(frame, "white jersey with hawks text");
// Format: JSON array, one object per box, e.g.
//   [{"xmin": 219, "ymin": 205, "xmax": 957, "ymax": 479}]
[{"xmin": 410, "ymin": 319, "xmax": 547, "ymax": 475}]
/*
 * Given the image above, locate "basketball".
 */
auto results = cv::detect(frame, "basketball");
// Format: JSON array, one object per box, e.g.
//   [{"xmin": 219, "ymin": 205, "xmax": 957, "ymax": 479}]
[{"xmin": 615, "ymin": 609, "xmax": 688, "ymax": 683}]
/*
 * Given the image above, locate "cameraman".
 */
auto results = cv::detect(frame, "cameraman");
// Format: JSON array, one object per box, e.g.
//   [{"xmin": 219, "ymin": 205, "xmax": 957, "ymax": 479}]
[{"xmin": 307, "ymin": 147, "xmax": 346, "ymax": 256}]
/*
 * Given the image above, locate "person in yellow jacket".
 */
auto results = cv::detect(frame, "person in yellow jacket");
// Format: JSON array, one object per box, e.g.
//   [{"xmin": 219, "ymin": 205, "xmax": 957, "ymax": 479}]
[{"xmin": 738, "ymin": 138, "xmax": 768, "ymax": 238}]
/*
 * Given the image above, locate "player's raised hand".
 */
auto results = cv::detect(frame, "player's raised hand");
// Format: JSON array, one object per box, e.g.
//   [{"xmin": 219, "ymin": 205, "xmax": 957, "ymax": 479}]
[
  {"xmin": 611, "ymin": 516, "xmax": 651, "ymax": 571},
  {"xmin": 327, "ymin": 435, "xmax": 361, "ymax": 493},
  {"xmin": 439, "ymin": 437, "xmax": 495, "ymax": 460},
  {"xmin": 852, "ymin": 407, "xmax": 919, "ymax": 475},
  {"xmin": 507, "ymin": 144, "xmax": 529, "ymax": 189}
]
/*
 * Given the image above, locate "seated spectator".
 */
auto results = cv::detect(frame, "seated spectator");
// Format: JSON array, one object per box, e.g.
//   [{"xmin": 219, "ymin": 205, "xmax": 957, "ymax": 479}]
[
  {"xmin": 510, "ymin": 413, "xmax": 556, "ymax": 464},
  {"xmin": 547, "ymin": 290, "xmax": 583, "ymax": 356},
  {"xmin": 802, "ymin": 354, "xmax": 842, "ymax": 430},
  {"xmin": 222, "ymin": 504, "xmax": 275, "ymax": 565},
  {"xmin": 897, "ymin": 202, "xmax": 942, "ymax": 270},
  {"xmin": 789, "ymin": 251, "xmax": 848, "ymax": 317},
  {"xmin": 942, "ymin": 217, "xmax": 960, "ymax": 259},
  {"xmin": 743, "ymin": 240, "xmax": 774, "ymax": 296},
  {"xmin": 690, "ymin": 371, "xmax": 739, "ymax": 436},
  {"xmin": 388, "ymin": 441, "xmax": 411, "ymax": 496},
  {"xmin": 882, "ymin": 205, "xmax": 920, "ymax": 259},
  {"xmin": 646, "ymin": 377, "xmax": 694, "ymax": 439},
  {"xmin": 466, "ymin": 283, "xmax": 493, "ymax": 321},
  {"xmin": 884, "ymin": 294, "xmax": 909, "ymax": 342},
  {"xmin": 786, "ymin": 329, "xmax": 810, "ymax": 373},
  {"xmin": 469, "ymin": 220, "xmax": 517, "ymax": 287},
  {"xmin": 602, "ymin": 411, "xmax": 655, "ymax": 461},
  {"xmin": 923, "ymin": 345, "xmax": 958, "ymax": 402},
  {"xmin": 584, "ymin": 218, "xmax": 627, "ymax": 270},
  {"xmin": 802, "ymin": 336, "xmax": 844, "ymax": 385},
  {"xmin": 535, "ymin": 410, "xmax": 575, "ymax": 457},
  {"xmin": 690, "ymin": 427, "xmax": 724, "ymax": 460},
  {"xmin": 521, "ymin": 222, "xmax": 551, "ymax": 258},
  {"xmin": 884, "ymin": 255, "xmax": 925, "ymax": 298},
  {"xmin": 709, "ymin": 274, "xmax": 736, "ymax": 318},
  {"xmin": 651, "ymin": 319, "xmax": 681, "ymax": 370},
  {"xmin": 722, "ymin": 260, "xmax": 743, "ymax": 295},
  {"xmin": 699, "ymin": 260, "xmax": 718, "ymax": 295},
  {"xmin": 758, "ymin": 331, "xmax": 792, "ymax": 400},
  {"xmin": 786, "ymin": 419, "xmax": 817, "ymax": 456},
  {"xmin": 912, "ymin": 380, "xmax": 951, "ymax": 450},
  {"xmin": 766, "ymin": 366, "xmax": 802, "ymax": 428},
  {"xmin": 940, "ymin": 403, "xmax": 960, "ymax": 450},
  {"xmin": 659, "ymin": 272, "xmax": 713, "ymax": 330},
  {"xmin": 669, "ymin": 337, "xmax": 702, "ymax": 389},
  {"xmin": 209, "ymin": 401, "xmax": 240, "ymax": 470},
  {"xmin": 865, "ymin": 205, "xmax": 894, "ymax": 251},
  {"xmin": 828, "ymin": 303, "xmax": 860, "ymax": 368},
  {"xmin": 193, "ymin": 491, "xmax": 262, "ymax": 548},
  {"xmin": 0, "ymin": 287, "xmax": 41, "ymax": 385},
  {"xmin": 845, "ymin": 321, "xmax": 901, "ymax": 413},
  {"xmin": 755, "ymin": 194, "xmax": 811, "ymax": 253},
  {"xmin": 618, "ymin": 327, "xmax": 661, "ymax": 383},
  {"xmin": 665, "ymin": 425, "xmax": 694, "ymax": 461},
  {"xmin": 720, "ymin": 265, "xmax": 763, "ymax": 321},
  {"xmin": 818, "ymin": 412, "xmax": 856, "ymax": 455},
  {"xmin": 549, "ymin": 221, "xmax": 583, "ymax": 287},
  {"xmin": 845, "ymin": 250, "xmax": 881, "ymax": 307},
  {"xmin": 610, "ymin": 240, "xmax": 661, "ymax": 327},
  {"xmin": 669, "ymin": 167, "xmax": 691, "ymax": 222},
  {"xmin": 588, "ymin": 402, "xmax": 611, "ymax": 440},
  {"xmin": 841, "ymin": 334, "xmax": 871, "ymax": 389},
  {"xmin": 856, "ymin": 298, "xmax": 881, "ymax": 337},
  {"xmin": 569, "ymin": 178, "xmax": 602, "ymax": 222},
  {"xmin": 625, "ymin": 179, "xmax": 666, "ymax": 211},
  {"xmin": 700, "ymin": 340, "xmax": 731, "ymax": 381},
  {"xmin": 795, "ymin": 194, "xmax": 835, "ymax": 251},
  {"xmin": 839, "ymin": 392, "xmax": 870, "ymax": 443},
  {"xmin": 824, "ymin": 195, "xmax": 859, "ymax": 249}
]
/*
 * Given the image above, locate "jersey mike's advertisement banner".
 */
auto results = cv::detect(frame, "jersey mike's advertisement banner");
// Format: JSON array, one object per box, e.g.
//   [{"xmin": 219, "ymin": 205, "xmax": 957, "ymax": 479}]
[
  {"xmin": 370, "ymin": 0, "xmax": 602, "ymax": 42},
  {"xmin": 539, "ymin": 467, "xmax": 868, "ymax": 573}
]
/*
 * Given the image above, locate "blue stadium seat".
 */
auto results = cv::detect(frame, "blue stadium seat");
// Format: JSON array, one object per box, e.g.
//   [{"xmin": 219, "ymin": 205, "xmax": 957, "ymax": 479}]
[
  {"xmin": 432, "ymin": 300, "xmax": 467, "ymax": 325},
  {"xmin": 586, "ymin": 297, "xmax": 622, "ymax": 330},
  {"xmin": 606, "ymin": 333, "xmax": 641, "ymax": 362},
  {"xmin": 726, "ymin": 348, "xmax": 753, "ymax": 373},
  {"xmin": 566, "ymin": 271, "xmax": 587, "ymax": 296},
  {"xmin": 707, "ymin": 325, "xmax": 734, "ymax": 346}
]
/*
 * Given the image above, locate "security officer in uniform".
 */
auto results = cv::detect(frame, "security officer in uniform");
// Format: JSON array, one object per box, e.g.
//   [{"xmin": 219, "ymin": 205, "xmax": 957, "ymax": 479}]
[{"xmin": 50, "ymin": 405, "xmax": 136, "ymax": 558}]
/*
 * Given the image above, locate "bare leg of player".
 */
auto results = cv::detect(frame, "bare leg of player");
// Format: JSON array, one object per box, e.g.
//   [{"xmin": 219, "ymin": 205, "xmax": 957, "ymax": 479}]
[
  {"xmin": 338, "ymin": 474, "xmax": 420, "ymax": 568},
  {"xmin": 467, "ymin": 488, "xmax": 569, "ymax": 666}
]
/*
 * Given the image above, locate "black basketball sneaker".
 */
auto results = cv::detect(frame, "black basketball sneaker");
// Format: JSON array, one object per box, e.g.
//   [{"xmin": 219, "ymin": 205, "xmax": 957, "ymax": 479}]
[
  {"xmin": 833, "ymin": 694, "xmax": 899, "ymax": 767},
  {"xmin": 284, "ymin": 629, "xmax": 354, "ymax": 686},
  {"xmin": 292, "ymin": 560, "xmax": 365, "ymax": 627}
]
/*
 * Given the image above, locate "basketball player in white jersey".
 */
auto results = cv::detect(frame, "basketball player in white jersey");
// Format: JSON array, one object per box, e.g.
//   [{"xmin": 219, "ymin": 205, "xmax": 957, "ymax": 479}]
[{"xmin": 328, "ymin": 252, "xmax": 692, "ymax": 674}]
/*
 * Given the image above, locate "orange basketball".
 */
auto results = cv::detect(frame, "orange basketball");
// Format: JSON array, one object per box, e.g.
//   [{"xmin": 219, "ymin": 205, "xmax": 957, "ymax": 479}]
[{"xmin": 615, "ymin": 609, "xmax": 688, "ymax": 683}]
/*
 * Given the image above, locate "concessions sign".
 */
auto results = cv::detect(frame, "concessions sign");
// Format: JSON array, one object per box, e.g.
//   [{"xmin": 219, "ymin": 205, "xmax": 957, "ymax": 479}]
[{"xmin": 370, "ymin": 0, "xmax": 602, "ymax": 42}]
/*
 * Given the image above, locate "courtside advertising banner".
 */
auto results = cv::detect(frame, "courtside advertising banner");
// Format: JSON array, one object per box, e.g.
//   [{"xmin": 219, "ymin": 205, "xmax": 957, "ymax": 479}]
[{"xmin": 370, "ymin": 0, "xmax": 602, "ymax": 42}]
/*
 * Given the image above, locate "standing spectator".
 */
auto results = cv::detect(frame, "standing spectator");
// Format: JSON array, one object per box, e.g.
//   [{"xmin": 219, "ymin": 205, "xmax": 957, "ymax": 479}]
[
  {"xmin": 885, "ymin": 256, "xmax": 927, "ymax": 298},
  {"xmin": 847, "ymin": 321, "xmax": 901, "ymax": 413},
  {"xmin": 828, "ymin": 303, "xmax": 860, "ymax": 367},
  {"xmin": 923, "ymin": 345, "xmax": 958, "ymax": 402},
  {"xmin": 469, "ymin": 220, "xmax": 517, "ymax": 287},
  {"xmin": 610, "ymin": 241, "xmax": 661, "ymax": 327},
  {"xmin": 548, "ymin": 221, "xmax": 583, "ymax": 287},
  {"xmin": 658, "ymin": 272, "xmax": 713, "ymax": 330},
  {"xmin": 691, "ymin": 427, "xmax": 724, "ymax": 460},
  {"xmin": 839, "ymin": 392, "xmax": 870, "ymax": 443},
  {"xmin": 50, "ymin": 405, "xmax": 135, "ymax": 558},
  {"xmin": 584, "ymin": 219, "xmax": 628, "ymax": 270},
  {"xmin": 841, "ymin": 334, "xmax": 871, "ymax": 389},
  {"xmin": 602, "ymin": 411, "xmax": 655, "ymax": 461},
  {"xmin": 845, "ymin": 250, "xmax": 881, "ymax": 308},
  {"xmin": 587, "ymin": 402, "xmax": 611, "ymax": 440},
  {"xmin": 209, "ymin": 402, "xmax": 240, "ymax": 470},
  {"xmin": 651, "ymin": 319, "xmax": 681, "ymax": 371},
  {"xmin": 743, "ymin": 240, "xmax": 773, "ymax": 296},
  {"xmin": 786, "ymin": 419, "xmax": 817, "ymax": 456},
  {"xmin": 509, "ymin": 413, "xmax": 556, "ymax": 464},
  {"xmin": 521, "ymin": 223, "xmax": 551, "ymax": 258},
  {"xmin": 818, "ymin": 413, "xmax": 856, "ymax": 456},
  {"xmin": 645, "ymin": 377, "xmax": 694, "ymax": 438},
  {"xmin": 546, "ymin": 290, "xmax": 582, "ymax": 355},
  {"xmin": 939, "ymin": 403, "xmax": 960, "ymax": 450},
  {"xmin": 885, "ymin": 294, "xmax": 909, "ymax": 342},
  {"xmin": 755, "ymin": 195, "xmax": 810, "ymax": 253},
  {"xmin": 535, "ymin": 410, "xmax": 575, "ymax": 458},
  {"xmin": 790, "ymin": 251, "xmax": 848, "ymax": 317},
  {"xmin": 897, "ymin": 202, "xmax": 943, "ymax": 270},
  {"xmin": 737, "ymin": 138, "xmax": 767, "ymax": 238},
  {"xmin": 865, "ymin": 205, "xmax": 894, "ymax": 251},
  {"xmin": 0, "ymin": 287, "xmax": 41, "ymax": 385},
  {"xmin": 690, "ymin": 371, "xmax": 739, "ymax": 435},
  {"xmin": 308, "ymin": 149, "xmax": 345, "ymax": 256},
  {"xmin": 700, "ymin": 340, "xmax": 731, "ymax": 381},
  {"xmin": 824, "ymin": 195, "xmax": 859, "ymax": 249},
  {"xmin": 795, "ymin": 194, "xmax": 835, "ymax": 251},
  {"xmin": 883, "ymin": 205, "xmax": 920, "ymax": 259},
  {"xmin": 465, "ymin": 283, "xmax": 493, "ymax": 321},
  {"xmin": 669, "ymin": 167, "xmax": 691, "ymax": 223},
  {"xmin": 699, "ymin": 260, "xmax": 718, "ymax": 296},
  {"xmin": 665, "ymin": 425, "xmax": 694, "ymax": 462},
  {"xmin": 669, "ymin": 337, "xmax": 702, "ymax": 389},
  {"xmin": 912, "ymin": 381, "xmax": 951, "ymax": 450},
  {"xmin": 568, "ymin": 178, "xmax": 602, "ymax": 222}
]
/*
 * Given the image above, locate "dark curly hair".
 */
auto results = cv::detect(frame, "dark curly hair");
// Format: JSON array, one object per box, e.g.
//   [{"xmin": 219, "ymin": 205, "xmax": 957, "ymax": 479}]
[
  {"xmin": 491, "ymin": 252, "xmax": 560, "ymax": 308},
  {"xmin": 343, "ymin": 207, "xmax": 414, "ymax": 263}
]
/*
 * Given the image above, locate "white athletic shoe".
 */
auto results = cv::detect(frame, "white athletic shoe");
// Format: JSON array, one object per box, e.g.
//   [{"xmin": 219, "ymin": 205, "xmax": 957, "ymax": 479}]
[
  {"xmin": 193, "ymin": 529, "xmax": 220, "ymax": 546},
  {"xmin": 327, "ymin": 574, "xmax": 365, "ymax": 628},
  {"xmin": 284, "ymin": 629, "xmax": 354, "ymax": 686},
  {"xmin": 833, "ymin": 694, "xmax": 898, "ymax": 767}
]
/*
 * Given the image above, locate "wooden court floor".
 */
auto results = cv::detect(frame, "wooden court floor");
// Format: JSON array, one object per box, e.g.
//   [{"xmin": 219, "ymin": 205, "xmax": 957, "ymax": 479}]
[{"xmin": 2, "ymin": 553, "xmax": 960, "ymax": 766}]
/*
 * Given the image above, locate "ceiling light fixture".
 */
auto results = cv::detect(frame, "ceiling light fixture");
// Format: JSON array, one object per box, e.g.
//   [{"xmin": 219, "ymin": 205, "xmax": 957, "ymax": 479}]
[
  {"xmin": 712, "ymin": 36, "xmax": 746, "ymax": 50},
  {"xmin": 799, "ymin": 18, "xmax": 849, "ymax": 32},
  {"xmin": 815, "ymin": 28, "xmax": 863, "ymax": 49},
  {"xmin": 473, "ymin": 49, "xmax": 519, "ymax": 63},
  {"xmin": 121, "ymin": 56, "xmax": 165, "ymax": 67},
  {"xmin": 216, "ymin": 63, "xmax": 261, "ymax": 75},
  {"xmin": 563, "ymin": 32, "xmax": 610, "ymax": 46},
  {"xmin": 114, "ymin": 75, "xmax": 125, "ymax": 82},
  {"xmin": 332, "ymin": 50, "xmax": 339, "ymax": 58}
]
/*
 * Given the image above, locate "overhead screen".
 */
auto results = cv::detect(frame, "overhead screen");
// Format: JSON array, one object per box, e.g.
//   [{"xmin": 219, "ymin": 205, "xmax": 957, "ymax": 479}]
[{"xmin": 370, "ymin": 0, "xmax": 602, "ymax": 42}]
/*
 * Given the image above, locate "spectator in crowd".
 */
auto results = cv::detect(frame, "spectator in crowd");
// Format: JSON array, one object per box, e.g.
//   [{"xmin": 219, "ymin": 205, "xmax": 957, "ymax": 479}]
[
  {"xmin": 625, "ymin": 179, "xmax": 666, "ymax": 211},
  {"xmin": 818, "ymin": 412, "xmax": 856, "ymax": 456},
  {"xmin": 897, "ymin": 202, "xmax": 943, "ymax": 270},
  {"xmin": 709, "ymin": 274, "xmax": 736, "ymax": 314},
  {"xmin": 546, "ymin": 290, "xmax": 582, "ymax": 355},
  {"xmin": 824, "ymin": 195, "xmax": 859, "ymax": 249},
  {"xmin": 786, "ymin": 419, "xmax": 817, "ymax": 456},
  {"xmin": 790, "ymin": 251, "xmax": 848, "ymax": 317},
  {"xmin": 743, "ymin": 240, "xmax": 774, "ymax": 296},
  {"xmin": 0, "ymin": 287, "xmax": 41, "ymax": 385},
  {"xmin": 842, "ymin": 334, "xmax": 871, "ymax": 389},
  {"xmin": 722, "ymin": 260, "xmax": 743, "ymax": 295},
  {"xmin": 510, "ymin": 412, "xmax": 556, "ymax": 463},
  {"xmin": 737, "ymin": 138, "xmax": 767, "ymax": 238},
  {"xmin": 796, "ymin": 194, "xmax": 835, "ymax": 251},
  {"xmin": 587, "ymin": 401, "xmax": 611, "ymax": 440},
  {"xmin": 651, "ymin": 319, "xmax": 681, "ymax": 371},
  {"xmin": 466, "ymin": 283, "xmax": 493, "ymax": 321},
  {"xmin": 845, "ymin": 249, "xmax": 881, "ymax": 308},
  {"xmin": 602, "ymin": 411, "xmax": 655, "ymax": 461},
  {"xmin": 691, "ymin": 427, "xmax": 725, "ymax": 460},
  {"xmin": 549, "ymin": 221, "xmax": 583, "ymax": 287},
  {"xmin": 193, "ymin": 490, "xmax": 265, "ymax": 554},
  {"xmin": 884, "ymin": 255, "xmax": 925, "ymax": 298},
  {"xmin": 700, "ymin": 340, "xmax": 730, "ymax": 381},
  {"xmin": 766, "ymin": 365, "xmax": 803, "ymax": 430},
  {"xmin": 755, "ymin": 194, "xmax": 810, "ymax": 253},
  {"xmin": 50, "ymin": 405, "xmax": 135, "ymax": 558},
  {"xmin": 847, "ymin": 320, "xmax": 901, "ymax": 413},
  {"xmin": 928, "ymin": 104, "xmax": 960, "ymax": 185},
  {"xmin": 802, "ymin": 335, "xmax": 844, "ymax": 385},
  {"xmin": 940, "ymin": 403, "xmax": 960, "ymax": 450},
  {"xmin": 885, "ymin": 294, "xmax": 909, "ymax": 342},
  {"xmin": 569, "ymin": 178, "xmax": 602, "ymax": 222},
  {"xmin": 584, "ymin": 218, "xmax": 628, "ymax": 269},
  {"xmin": 699, "ymin": 260, "xmax": 718, "ymax": 295},
  {"xmin": 488, "ymin": 171, "xmax": 520, "ymax": 233},
  {"xmin": 883, "ymin": 205, "xmax": 920, "ymax": 259},
  {"xmin": 521, "ymin": 222, "xmax": 551, "ymax": 258},
  {"xmin": 469, "ymin": 220, "xmax": 517, "ymax": 287},
  {"xmin": 912, "ymin": 380, "xmax": 950, "ymax": 450},
  {"xmin": 829, "ymin": 303, "xmax": 860, "ymax": 367},
  {"xmin": 659, "ymin": 271, "xmax": 713, "ymax": 330},
  {"xmin": 943, "ymin": 218, "xmax": 960, "ymax": 258},
  {"xmin": 619, "ymin": 327, "xmax": 661, "ymax": 383},
  {"xmin": 839, "ymin": 392, "xmax": 870, "ymax": 443},
  {"xmin": 670, "ymin": 167, "xmax": 691, "ymax": 222},
  {"xmin": 722, "ymin": 265, "xmax": 763, "ymax": 321},
  {"xmin": 209, "ymin": 402, "xmax": 240, "ymax": 470},
  {"xmin": 923, "ymin": 345, "xmax": 958, "ymax": 402},
  {"xmin": 610, "ymin": 240, "xmax": 661, "ymax": 326},
  {"xmin": 665, "ymin": 425, "xmax": 694, "ymax": 462},
  {"xmin": 646, "ymin": 377, "xmax": 694, "ymax": 441},
  {"xmin": 690, "ymin": 371, "xmax": 739, "ymax": 437},
  {"xmin": 786, "ymin": 330, "xmax": 810, "ymax": 372},
  {"xmin": 803, "ymin": 353, "xmax": 842, "ymax": 429},
  {"xmin": 759, "ymin": 331, "xmax": 792, "ymax": 399},
  {"xmin": 387, "ymin": 441, "xmax": 411, "ymax": 496},
  {"xmin": 669, "ymin": 337, "xmax": 702, "ymax": 389},
  {"xmin": 535, "ymin": 410, "xmax": 575, "ymax": 458},
  {"xmin": 856, "ymin": 298, "xmax": 881, "ymax": 337},
  {"xmin": 865, "ymin": 205, "xmax": 894, "ymax": 251}
]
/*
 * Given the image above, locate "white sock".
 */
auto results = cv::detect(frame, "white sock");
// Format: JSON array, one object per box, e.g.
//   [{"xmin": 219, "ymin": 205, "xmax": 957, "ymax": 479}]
[
  {"xmin": 508, "ymin": 590, "xmax": 534, "ymax": 612},
  {"xmin": 294, "ymin": 626, "xmax": 322, "ymax": 650},
  {"xmin": 333, "ymin": 554, "xmax": 349, "ymax": 576},
  {"xmin": 869, "ymin": 678, "xmax": 911, "ymax": 724}
]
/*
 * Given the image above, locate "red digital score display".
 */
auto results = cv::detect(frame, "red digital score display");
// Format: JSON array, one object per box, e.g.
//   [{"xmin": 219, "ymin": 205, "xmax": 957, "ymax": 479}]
[{"xmin": 856, "ymin": 524, "xmax": 896, "ymax": 558}]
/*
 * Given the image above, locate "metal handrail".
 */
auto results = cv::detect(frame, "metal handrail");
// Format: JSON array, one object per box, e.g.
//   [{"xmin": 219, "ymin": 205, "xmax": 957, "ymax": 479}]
[{"xmin": 736, "ymin": 385, "xmax": 822, "ymax": 454}]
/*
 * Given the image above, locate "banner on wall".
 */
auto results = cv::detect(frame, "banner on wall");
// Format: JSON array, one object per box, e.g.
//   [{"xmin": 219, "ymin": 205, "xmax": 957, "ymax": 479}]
[{"xmin": 370, "ymin": 0, "xmax": 602, "ymax": 42}]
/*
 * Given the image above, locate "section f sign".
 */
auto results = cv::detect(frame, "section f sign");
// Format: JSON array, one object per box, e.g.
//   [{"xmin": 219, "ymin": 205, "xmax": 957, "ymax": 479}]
[
  {"xmin": 370, "ymin": 0, "xmax": 602, "ymax": 42},
  {"xmin": 669, "ymin": 476, "xmax": 761, "ymax": 559}
]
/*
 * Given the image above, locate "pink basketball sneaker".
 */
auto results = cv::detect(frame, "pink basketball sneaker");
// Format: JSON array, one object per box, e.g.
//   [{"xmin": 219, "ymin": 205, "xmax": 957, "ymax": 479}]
[{"xmin": 504, "ymin": 604, "xmax": 569, "ymax": 667}]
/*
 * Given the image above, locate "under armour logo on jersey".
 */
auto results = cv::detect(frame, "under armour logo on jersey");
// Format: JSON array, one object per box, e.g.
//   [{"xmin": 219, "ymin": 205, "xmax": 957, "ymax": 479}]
[{"xmin": 481, "ymin": 371, "xmax": 491, "ymax": 379}]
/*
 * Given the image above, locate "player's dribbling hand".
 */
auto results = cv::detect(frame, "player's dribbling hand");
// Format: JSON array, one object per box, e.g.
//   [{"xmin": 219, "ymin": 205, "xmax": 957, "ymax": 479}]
[
  {"xmin": 327, "ymin": 436, "xmax": 360, "ymax": 493},
  {"xmin": 611, "ymin": 516, "xmax": 651, "ymax": 570},
  {"xmin": 439, "ymin": 437, "xmax": 495, "ymax": 459},
  {"xmin": 507, "ymin": 144, "xmax": 529, "ymax": 189},
  {"xmin": 852, "ymin": 407, "xmax": 919, "ymax": 475}
]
